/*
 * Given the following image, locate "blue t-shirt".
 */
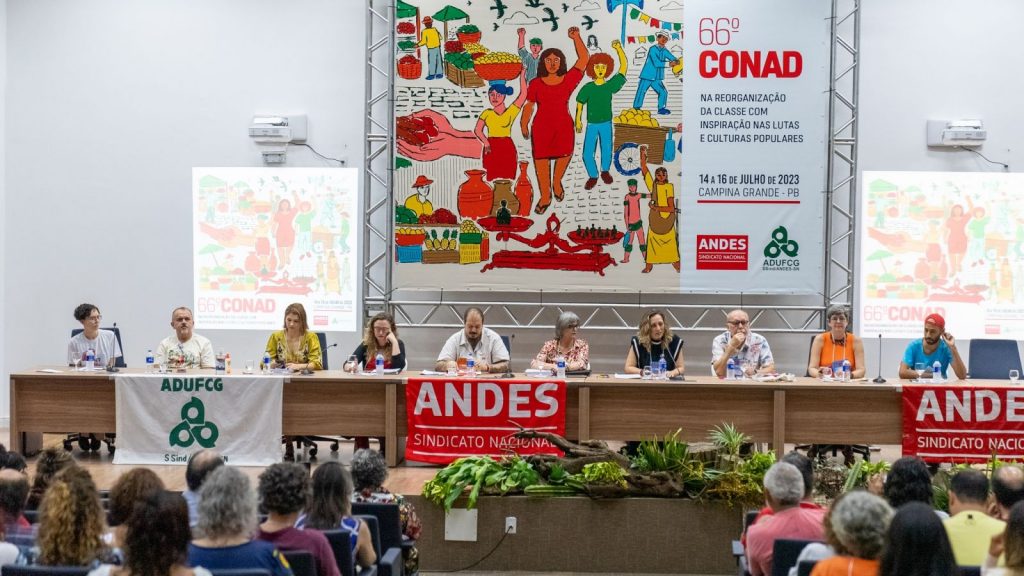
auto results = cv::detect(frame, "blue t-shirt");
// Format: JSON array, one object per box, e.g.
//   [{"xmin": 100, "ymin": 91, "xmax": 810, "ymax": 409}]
[
  {"xmin": 902, "ymin": 338, "xmax": 953, "ymax": 377},
  {"xmin": 188, "ymin": 540, "xmax": 293, "ymax": 576}
]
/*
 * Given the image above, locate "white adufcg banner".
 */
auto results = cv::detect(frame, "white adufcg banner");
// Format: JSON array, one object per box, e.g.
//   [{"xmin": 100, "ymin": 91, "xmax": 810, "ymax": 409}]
[{"xmin": 114, "ymin": 374, "xmax": 283, "ymax": 466}]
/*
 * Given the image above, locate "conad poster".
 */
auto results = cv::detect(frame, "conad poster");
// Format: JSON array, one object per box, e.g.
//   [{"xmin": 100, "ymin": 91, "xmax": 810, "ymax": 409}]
[{"xmin": 392, "ymin": 0, "xmax": 828, "ymax": 294}]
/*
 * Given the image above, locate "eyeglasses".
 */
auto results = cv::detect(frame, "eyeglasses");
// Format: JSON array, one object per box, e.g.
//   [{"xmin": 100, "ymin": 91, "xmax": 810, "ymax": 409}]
[
  {"xmin": 728, "ymin": 319, "xmax": 749, "ymax": 326},
  {"xmin": 87, "ymin": 315, "xmax": 102, "ymax": 322}
]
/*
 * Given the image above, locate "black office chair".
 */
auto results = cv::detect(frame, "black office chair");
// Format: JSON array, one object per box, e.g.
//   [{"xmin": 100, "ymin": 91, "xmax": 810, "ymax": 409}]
[
  {"xmin": 771, "ymin": 539, "xmax": 820, "ymax": 576},
  {"xmin": 796, "ymin": 560, "xmax": 818, "ymax": 576},
  {"xmin": 207, "ymin": 571, "xmax": 273, "ymax": 576},
  {"xmin": 799, "ymin": 334, "xmax": 870, "ymax": 466},
  {"xmin": 284, "ymin": 332, "xmax": 341, "ymax": 459},
  {"xmin": 4, "ymin": 567, "xmax": 91, "ymax": 576},
  {"xmin": 282, "ymin": 550, "xmax": 317, "ymax": 576},
  {"xmin": 66, "ymin": 326, "xmax": 125, "ymax": 453},
  {"xmin": 324, "ymin": 529, "xmax": 378, "ymax": 576},
  {"xmin": 352, "ymin": 502, "xmax": 415, "ymax": 570},
  {"xmin": 968, "ymin": 339, "xmax": 1023, "ymax": 379}
]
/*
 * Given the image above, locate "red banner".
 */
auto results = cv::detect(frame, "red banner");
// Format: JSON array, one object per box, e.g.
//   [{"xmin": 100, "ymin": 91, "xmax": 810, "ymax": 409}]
[
  {"xmin": 903, "ymin": 384, "xmax": 1024, "ymax": 463},
  {"xmin": 405, "ymin": 377, "xmax": 567, "ymax": 464}
]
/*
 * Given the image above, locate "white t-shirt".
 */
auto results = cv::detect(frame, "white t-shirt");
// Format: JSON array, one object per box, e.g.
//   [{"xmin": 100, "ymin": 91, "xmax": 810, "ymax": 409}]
[
  {"xmin": 436, "ymin": 327, "xmax": 509, "ymax": 366},
  {"xmin": 0, "ymin": 541, "xmax": 19, "ymax": 566},
  {"xmin": 155, "ymin": 334, "xmax": 215, "ymax": 368},
  {"xmin": 68, "ymin": 330, "xmax": 123, "ymax": 366}
]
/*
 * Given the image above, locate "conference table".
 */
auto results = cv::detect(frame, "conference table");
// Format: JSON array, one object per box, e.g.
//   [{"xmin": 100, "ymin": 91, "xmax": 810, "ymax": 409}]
[{"xmin": 10, "ymin": 368, "xmax": 914, "ymax": 466}]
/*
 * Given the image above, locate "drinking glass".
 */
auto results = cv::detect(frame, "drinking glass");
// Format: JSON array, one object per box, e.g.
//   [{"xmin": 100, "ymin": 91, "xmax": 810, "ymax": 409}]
[
  {"xmin": 820, "ymin": 366, "xmax": 832, "ymax": 381},
  {"xmin": 914, "ymin": 362, "xmax": 926, "ymax": 382},
  {"xmin": 641, "ymin": 366, "xmax": 652, "ymax": 380},
  {"xmin": 244, "ymin": 360, "xmax": 255, "ymax": 374},
  {"xmin": 346, "ymin": 355, "xmax": 358, "ymax": 373},
  {"xmin": 72, "ymin": 355, "xmax": 81, "ymax": 371},
  {"xmin": 741, "ymin": 361, "xmax": 755, "ymax": 380},
  {"xmin": 1011, "ymin": 369, "xmax": 1020, "ymax": 384}
]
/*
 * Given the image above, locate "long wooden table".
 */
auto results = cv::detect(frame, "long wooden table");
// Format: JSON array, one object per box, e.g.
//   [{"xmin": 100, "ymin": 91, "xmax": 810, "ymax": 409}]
[{"xmin": 11, "ymin": 368, "xmax": 914, "ymax": 466}]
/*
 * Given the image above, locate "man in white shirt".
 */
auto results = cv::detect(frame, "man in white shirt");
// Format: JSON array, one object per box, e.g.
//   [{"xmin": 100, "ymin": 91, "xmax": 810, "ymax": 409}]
[
  {"xmin": 155, "ymin": 306, "xmax": 215, "ymax": 368},
  {"xmin": 435, "ymin": 307, "xmax": 509, "ymax": 374},
  {"xmin": 67, "ymin": 303, "xmax": 122, "ymax": 367},
  {"xmin": 711, "ymin": 309, "xmax": 775, "ymax": 377}
]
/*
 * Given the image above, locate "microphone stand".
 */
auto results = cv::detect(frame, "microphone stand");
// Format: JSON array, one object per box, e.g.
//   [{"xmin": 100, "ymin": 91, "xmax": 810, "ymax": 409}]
[
  {"xmin": 502, "ymin": 334, "xmax": 515, "ymax": 378},
  {"xmin": 105, "ymin": 321, "xmax": 120, "ymax": 373},
  {"xmin": 873, "ymin": 333, "xmax": 886, "ymax": 383}
]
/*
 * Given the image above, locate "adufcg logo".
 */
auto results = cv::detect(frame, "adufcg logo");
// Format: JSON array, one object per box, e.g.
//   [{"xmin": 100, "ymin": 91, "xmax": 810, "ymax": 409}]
[
  {"xmin": 762, "ymin": 226, "xmax": 799, "ymax": 272},
  {"xmin": 169, "ymin": 396, "xmax": 219, "ymax": 448}
]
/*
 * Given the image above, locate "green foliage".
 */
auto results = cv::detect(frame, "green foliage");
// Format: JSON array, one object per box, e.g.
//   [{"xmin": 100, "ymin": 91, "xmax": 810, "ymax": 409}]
[
  {"xmin": 842, "ymin": 459, "xmax": 891, "ymax": 492},
  {"xmin": 422, "ymin": 455, "xmax": 539, "ymax": 512},
  {"xmin": 709, "ymin": 423, "xmax": 751, "ymax": 457},
  {"xmin": 395, "ymin": 205, "xmax": 419, "ymax": 224},
  {"xmin": 457, "ymin": 24, "xmax": 480, "ymax": 34},
  {"xmin": 633, "ymin": 429, "xmax": 690, "ymax": 473},
  {"xmin": 578, "ymin": 462, "xmax": 628, "ymax": 488},
  {"xmin": 739, "ymin": 451, "xmax": 776, "ymax": 481},
  {"xmin": 444, "ymin": 51, "xmax": 475, "ymax": 70}
]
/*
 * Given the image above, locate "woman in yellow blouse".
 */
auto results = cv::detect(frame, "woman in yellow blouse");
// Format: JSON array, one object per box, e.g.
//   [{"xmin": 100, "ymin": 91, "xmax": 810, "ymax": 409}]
[
  {"xmin": 474, "ymin": 67, "xmax": 528, "ymax": 181},
  {"xmin": 265, "ymin": 302, "xmax": 323, "ymax": 371}
]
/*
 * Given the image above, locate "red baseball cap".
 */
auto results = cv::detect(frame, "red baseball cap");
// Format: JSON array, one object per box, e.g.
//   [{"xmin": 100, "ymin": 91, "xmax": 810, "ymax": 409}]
[{"xmin": 924, "ymin": 313, "xmax": 945, "ymax": 330}]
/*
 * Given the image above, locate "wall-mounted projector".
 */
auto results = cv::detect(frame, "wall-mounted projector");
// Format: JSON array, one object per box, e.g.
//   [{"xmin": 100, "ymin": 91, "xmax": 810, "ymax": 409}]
[
  {"xmin": 926, "ymin": 119, "xmax": 987, "ymax": 147},
  {"xmin": 249, "ymin": 114, "xmax": 307, "ymax": 143}
]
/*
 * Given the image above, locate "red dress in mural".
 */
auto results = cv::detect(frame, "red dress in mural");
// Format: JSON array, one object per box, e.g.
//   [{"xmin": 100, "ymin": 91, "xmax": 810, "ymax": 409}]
[{"xmin": 526, "ymin": 68, "xmax": 583, "ymax": 159}]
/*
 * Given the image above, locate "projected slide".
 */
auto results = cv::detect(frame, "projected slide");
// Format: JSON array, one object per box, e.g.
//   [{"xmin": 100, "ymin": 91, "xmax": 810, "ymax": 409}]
[
  {"xmin": 192, "ymin": 168, "xmax": 359, "ymax": 331},
  {"xmin": 860, "ymin": 171, "xmax": 1024, "ymax": 339}
]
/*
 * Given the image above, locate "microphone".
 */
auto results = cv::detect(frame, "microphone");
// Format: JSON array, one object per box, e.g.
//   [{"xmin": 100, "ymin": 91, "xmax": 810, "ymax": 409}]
[
  {"xmin": 319, "ymin": 342, "xmax": 338, "ymax": 374},
  {"xmin": 873, "ymin": 333, "xmax": 886, "ymax": 383}
]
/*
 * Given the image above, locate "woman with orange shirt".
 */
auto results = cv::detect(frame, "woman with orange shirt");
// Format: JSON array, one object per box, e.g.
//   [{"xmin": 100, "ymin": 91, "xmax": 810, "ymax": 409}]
[{"xmin": 807, "ymin": 304, "xmax": 865, "ymax": 379}]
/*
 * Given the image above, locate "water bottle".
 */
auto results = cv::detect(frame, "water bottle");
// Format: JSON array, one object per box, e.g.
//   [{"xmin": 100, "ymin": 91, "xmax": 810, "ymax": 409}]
[
  {"xmin": 215, "ymin": 350, "xmax": 226, "ymax": 374},
  {"xmin": 932, "ymin": 360, "xmax": 942, "ymax": 382},
  {"xmin": 84, "ymin": 349, "xmax": 95, "ymax": 370},
  {"xmin": 225, "ymin": 353, "xmax": 232, "ymax": 374},
  {"xmin": 555, "ymin": 354, "xmax": 566, "ymax": 379},
  {"xmin": 375, "ymin": 353, "xmax": 385, "ymax": 376},
  {"xmin": 726, "ymin": 358, "xmax": 736, "ymax": 380},
  {"xmin": 262, "ymin": 352, "xmax": 272, "ymax": 373},
  {"xmin": 841, "ymin": 359, "xmax": 851, "ymax": 382},
  {"xmin": 658, "ymin": 354, "xmax": 667, "ymax": 380},
  {"xmin": 145, "ymin": 349, "xmax": 155, "ymax": 372},
  {"xmin": 466, "ymin": 352, "xmax": 476, "ymax": 377}
]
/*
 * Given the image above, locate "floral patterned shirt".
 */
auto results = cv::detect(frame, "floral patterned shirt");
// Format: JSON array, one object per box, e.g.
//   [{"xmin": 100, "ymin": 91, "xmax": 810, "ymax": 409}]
[
  {"xmin": 531, "ymin": 339, "xmax": 589, "ymax": 371},
  {"xmin": 711, "ymin": 331, "xmax": 774, "ymax": 373}
]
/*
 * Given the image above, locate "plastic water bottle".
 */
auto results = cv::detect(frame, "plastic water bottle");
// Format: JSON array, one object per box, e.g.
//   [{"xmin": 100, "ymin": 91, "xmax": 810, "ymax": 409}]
[
  {"xmin": 658, "ymin": 354, "xmax": 667, "ymax": 380},
  {"xmin": 145, "ymin": 349, "xmax": 155, "ymax": 372},
  {"xmin": 932, "ymin": 360, "xmax": 942, "ymax": 382},
  {"xmin": 555, "ymin": 354, "xmax": 566, "ymax": 379},
  {"xmin": 225, "ymin": 353, "xmax": 232, "ymax": 374},
  {"xmin": 841, "ymin": 359, "xmax": 851, "ymax": 382},
  {"xmin": 375, "ymin": 353, "xmax": 385, "ymax": 376},
  {"xmin": 215, "ymin": 350, "xmax": 226, "ymax": 374},
  {"xmin": 84, "ymin": 349, "xmax": 95, "ymax": 370},
  {"xmin": 262, "ymin": 352, "xmax": 272, "ymax": 373},
  {"xmin": 466, "ymin": 353, "xmax": 476, "ymax": 377},
  {"xmin": 726, "ymin": 358, "xmax": 736, "ymax": 380}
]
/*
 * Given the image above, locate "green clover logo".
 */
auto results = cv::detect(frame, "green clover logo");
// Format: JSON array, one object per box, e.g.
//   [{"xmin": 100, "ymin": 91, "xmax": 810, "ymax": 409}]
[
  {"xmin": 169, "ymin": 396, "xmax": 219, "ymax": 448},
  {"xmin": 763, "ymin": 226, "xmax": 799, "ymax": 258}
]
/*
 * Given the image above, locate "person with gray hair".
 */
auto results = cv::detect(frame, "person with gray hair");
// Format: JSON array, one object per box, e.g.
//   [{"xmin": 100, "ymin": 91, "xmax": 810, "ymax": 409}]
[
  {"xmin": 187, "ymin": 467, "xmax": 292, "ymax": 576},
  {"xmin": 746, "ymin": 462, "xmax": 827, "ymax": 576},
  {"xmin": 807, "ymin": 304, "xmax": 865, "ymax": 379},
  {"xmin": 351, "ymin": 449, "xmax": 422, "ymax": 574},
  {"xmin": 531, "ymin": 311, "xmax": 590, "ymax": 372},
  {"xmin": 809, "ymin": 490, "xmax": 893, "ymax": 576}
]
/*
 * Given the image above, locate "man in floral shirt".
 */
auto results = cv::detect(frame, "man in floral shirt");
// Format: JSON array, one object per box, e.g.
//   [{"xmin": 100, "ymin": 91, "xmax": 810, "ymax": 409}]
[
  {"xmin": 711, "ymin": 309, "xmax": 775, "ymax": 377},
  {"xmin": 154, "ymin": 307, "xmax": 215, "ymax": 368}
]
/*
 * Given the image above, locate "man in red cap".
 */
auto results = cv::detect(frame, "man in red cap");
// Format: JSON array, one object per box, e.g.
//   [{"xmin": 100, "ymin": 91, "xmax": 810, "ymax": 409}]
[
  {"xmin": 898, "ymin": 313, "xmax": 966, "ymax": 380},
  {"xmin": 416, "ymin": 16, "xmax": 443, "ymax": 80}
]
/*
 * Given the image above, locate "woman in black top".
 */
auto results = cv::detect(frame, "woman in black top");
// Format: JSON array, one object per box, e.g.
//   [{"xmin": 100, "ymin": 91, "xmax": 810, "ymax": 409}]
[
  {"xmin": 345, "ymin": 312, "xmax": 407, "ymax": 372},
  {"xmin": 624, "ymin": 310, "xmax": 684, "ymax": 377}
]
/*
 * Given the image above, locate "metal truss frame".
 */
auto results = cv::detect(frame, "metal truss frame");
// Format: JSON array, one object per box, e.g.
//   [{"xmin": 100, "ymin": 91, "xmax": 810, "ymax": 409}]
[{"xmin": 362, "ymin": 0, "xmax": 860, "ymax": 335}]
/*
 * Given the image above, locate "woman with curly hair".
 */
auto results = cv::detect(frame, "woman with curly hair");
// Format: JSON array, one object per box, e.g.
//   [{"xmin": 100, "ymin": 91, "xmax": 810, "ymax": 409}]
[
  {"xmin": 884, "ymin": 456, "xmax": 945, "ymax": 515},
  {"xmin": 27, "ymin": 446, "xmax": 74, "ymax": 510},
  {"xmin": 810, "ymin": 491, "xmax": 893, "ymax": 576},
  {"xmin": 297, "ymin": 461, "xmax": 375, "ymax": 570},
  {"xmin": 37, "ymin": 466, "xmax": 116, "ymax": 566},
  {"xmin": 350, "ymin": 449, "xmax": 421, "ymax": 573},
  {"xmin": 106, "ymin": 468, "xmax": 165, "ymax": 550},
  {"xmin": 256, "ymin": 463, "xmax": 339, "ymax": 576},
  {"xmin": 878, "ymin": 501, "xmax": 958, "ymax": 576},
  {"xmin": 188, "ymin": 466, "xmax": 291, "ymax": 576},
  {"xmin": 88, "ymin": 491, "xmax": 210, "ymax": 576},
  {"xmin": 624, "ymin": 310, "xmax": 684, "ymax": 377}
]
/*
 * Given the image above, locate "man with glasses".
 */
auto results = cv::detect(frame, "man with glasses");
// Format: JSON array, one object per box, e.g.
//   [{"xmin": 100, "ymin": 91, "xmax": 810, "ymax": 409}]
[
  {"xmin": 67, "ymin": 303, "xmax": 122, "ymax": 367},
  {"xmin": 712, "ymin": 309, "xmax": 775, "ymax": 377},
  {"xmin": 155, "ymin": 306, "xmax": 215, "ymax": 368}
]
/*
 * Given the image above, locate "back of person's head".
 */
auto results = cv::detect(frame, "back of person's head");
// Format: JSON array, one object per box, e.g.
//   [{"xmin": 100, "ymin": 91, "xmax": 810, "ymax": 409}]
[
  {"xmin": 829, "ymin": 490, "xmax": 893, "ymax": 560},
  {"xmin": 1005, "ymin": 500, "xmax": 1024, "ymax": 569},
  {"xmin": 884, "ymin": 456, "xmax": 934, "ymax": 508},
  {"xmin": 38, "ymin": 466, "xmax": 106, "ymax": 566},
  {"xmin": 0, "ymin": 451, "xmax": 27, "ymax": 473},
  {"xmin": 123, "ymin": 491, "xmax": 191, "ymax": 576},
  {"xmin": 0, "ymin": 468, "xmax": 29, "ymax": 522},
  {"xmin": 780, "ymin": 451, "xmax": 814, "ymax": 499},
  {"xmin": 196, "ymin": 466, "xmax": 255, "ymax": 541},
  {"xmin": 31, "ymin": 446, "xmax": 74, "ymax": 498},
  {"xmin": 994, "ymin": 465, "xmax": 1024, "ymax": 512},
  {"xmin": 949, "ymin": 468, "xmax": 989, "ymax": 505},
  {"xmin": 763, "ymin": 461, "xmax": 804, "ymax": 508},
  {"xmin": 879, "ymin": 501, "xmax": 958, "ymax": 576},
  {"xmin": 258, "ymin": 462, "xmax": 310, "ymax": 516},
  {"xmin": 306, "ymin": 461, "xmax": 353, "ymax": 530},
  {"xmin": 185, "ymin": 449, "xmax": 225, "ymax": 492},
  {"xmin": 109, "ymin": 468, "xmax": 165, "ymax": 526},
  {"xmin": 351, "ymin": 449, "xmax": 389, "ymax": 493}
]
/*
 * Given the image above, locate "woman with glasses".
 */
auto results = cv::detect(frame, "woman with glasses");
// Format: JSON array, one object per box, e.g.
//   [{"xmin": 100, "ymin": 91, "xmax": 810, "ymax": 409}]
[
  {"xmin": 624, "ymin": 310, "xmax": 684, "ymax": 378},
  {"xmin": 531, "ymin": 311, "xmax": 590, "ymax": 372},
  {"xmin": 67, "ymin": 303, "xmax": 122, "ymax": 368},
  {"xmin": 343, "ymin": 312, "xmax": 406, "ymax": 373},
  {"xmin": 265, "ymin": 302, "xmax": 322, "ymax": 372},
  {"xmin": 807, "ymin": 304, "xmax": 865, "ymax": 379}
]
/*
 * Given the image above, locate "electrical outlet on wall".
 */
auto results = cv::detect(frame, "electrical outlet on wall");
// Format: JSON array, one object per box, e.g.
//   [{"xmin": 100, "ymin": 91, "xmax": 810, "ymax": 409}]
[{"xmin": 505, "ymin": 516, "xmax": 517, "ymax": 534}]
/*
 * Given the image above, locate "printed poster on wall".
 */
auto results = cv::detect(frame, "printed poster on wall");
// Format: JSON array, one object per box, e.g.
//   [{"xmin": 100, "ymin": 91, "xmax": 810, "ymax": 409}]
[
  {"xmin": 680, "ymin": 0, "xmax": 830, "ymax": 293},
  {"xmin": 193, "ymin": 167, "xmax": 359, "ymax": 331},
  {"xmin": 859, "ymin": 171, "xmax": 1024, "ymax": 339},
  {"xmin": 903, "ymin": 384, "xmax": 1024, "ymax": 463}
]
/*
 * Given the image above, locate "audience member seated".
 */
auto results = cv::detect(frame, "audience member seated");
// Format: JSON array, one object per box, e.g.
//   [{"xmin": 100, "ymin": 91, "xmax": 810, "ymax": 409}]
[
  {"xmin": 89, "ymin": 491, "xmax": 212, "ymax": 576},
  {"xmin": 297, "ymin": 461, "xmax": 376, "ymax": 570},
  {"xmin": 26, "ymin": 447, "xmax": 74, "ymax": 511},
  {"xmin": 106, "ymin": 468, "xmax": 165, "ymax": 552},
  {"xmin": 435, "ymin": 307, "xmax": 509, "ymax": 374},
  {"xmin": 155, "ymin": 306, "xmax": 215, "ymax": 369},
  {"xmin": 183, "ymin": 449, "xmax": 225, "ymax": 529},
  {"xmin": 623, "ymin": 310, "xmax": 684, "ymax": 377},
  {"xmin": 256, "ymin": 463, "xmax": 340, "ymax": 576},
  {"xmin": 68, "ymin": 303, "xmax": 123, "ymax": 368},
  {"xmin": 344, "ymin": 312, "xmax": 407, "ymax": 373},
  {"xmin": 36, "ymin": 467, "xmax": 117, "ymax": 567},
  {"xmin": 884, "ymin": 456, "xmax": 945, "ymax": 516},
  {"xmin": 351, "ymin": 448, "xmax": 422, "ymax": 574},
  {"xmin": 0, "ymin": 469, "xmax": 30, "ymax": 555},
  {"xmin": 744, "ymin": 452, "xmax": 823, "ymax": 545},
  {"xmin": 944, "ymin": 469, "xmax": 1005, "ymax": 566},
  {"xmin": 897, "ymin": 313, "xmax": 967, "ymax": 380},
  {"xmin": 188, "ymin": 466, "xmax": 292, "ymax": 576},
  {"xmin": 810, "ymin": 491, "xmax": 892, "ymax": 576},
  {"xmin": 532, "ymin": 311, "xmax": 590, "ymax": 373},
  {"xmin": 807, "ymin": 304, "xmax": 865, "ymax": 379},
  {"xmin": 0, "ymin": 450, "xmax": 28, "ymax": 473},
  {"xmin": 745, "ymin": 462, "xmax": 826, "ymax": 576},
  {"xmin": 266, "ymin": 303, "xmax": 323, "ymax": 372},
  {"xmin": 879, "ymin": 501, "xmax": 959, "ymax": 576},
  {"xmin": 984, "ymin": 500, "xmax": 1024, "ymax": 575},
  {"xmin": 993, "ymin": 464, "xmax": 1024, "ymax": 520},
  {"xmin": 712, "ymin": 308, "xmax": 774, "ymax": 378}
]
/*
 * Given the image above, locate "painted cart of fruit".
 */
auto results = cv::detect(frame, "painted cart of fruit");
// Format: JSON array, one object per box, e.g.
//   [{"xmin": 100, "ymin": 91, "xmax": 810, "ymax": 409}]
[{"xmin": 612, "ymin": 108, "xmax": 673, "ymax": 173}]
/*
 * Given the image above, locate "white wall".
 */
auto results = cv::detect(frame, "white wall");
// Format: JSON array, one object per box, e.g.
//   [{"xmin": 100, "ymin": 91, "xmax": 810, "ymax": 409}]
[
  {"xmin": 3, "ymin": 0, "xmax": 365, "ymax": 417},
  {"xmin": 0, "ymin": 0, "xmax": 7, "ymax": 420}
]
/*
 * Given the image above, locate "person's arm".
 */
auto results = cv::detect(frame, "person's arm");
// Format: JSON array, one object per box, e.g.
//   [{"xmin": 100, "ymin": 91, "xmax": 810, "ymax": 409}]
[
  {"xmin": 568, "ymin": 340, "xmax": 589, "ymax": 371},
  {"xmin": 757, "ymin": 339, "xmax": 776, "ymax": 374},
  {"xmin": 624, "ymin": 341, "xmax": 641, "ymax": 374},
  {"xmin": 153, "ymin": 339, "xmax": 168, "ymax": 365},
  {"xmin": 68, "ymin": 339, "xmax": 78, "ymax": 366},
  {"xmin": 712, "ymin": 334, "xmax": 743, "ymax": 378},
  {"xmin": 639, "ymin": 145, "xmax": 652, "ymax": 187},
  {"xmin": 435, "ymin": 334, "xmax": 458, "ymax": 372},
  {"xmin": 520, "ymin": 100, "xmax": 535, "ymax": 139},
  {"xmin": 517, "ymin": 27, "xmax": 526, "ymax": 50},
  {"xmin": 266, "ymin": 334, "xmax": 280, "ymax": 367},
  {"xmin": 345, "ymin": 344, "xmax": 367, "ymax": 373},
  {"xmin": 488, "ymin": 359, "xmax": 509, "ymax": 373},
  {"xmin": 304, "ymin": 332, "xmax": 323, "ymax": 371},
  {"xmin": 807, "ymin": 334, "xmax": 824, "ymax": 377},
  {"xmin": 391, "ymin": 339, "xmax": 407, "ymax": 372},
  {"xmin": 612, "ymin": 39, "xmax": 627, "ymax": 75},
  {"xmin": 574, "ymin": 102, "xmax": 585, "ymax": 134},
  {"xmin": 852, "ymin": 336, "xmax": 867, "ymax": 378},
  {"xmin": 474, "ymin": 115, "xmax": 489, "ymax": 154},
  {"xmin": 568, "ymin": 27, "xmax": 588, "ymax": 72},
  {"xmin": 670, "ymin": 339, "xmax": 684, "ymax": 377},
  {"xmin": 355, "ymin": 520, "xmax": 377, "ymax": 568},
  {"xmin": 513, "ymin": 67, "xmax": 529, "ymax": 108},
  {"xmin": 199, "ymin": 338, "xmax": 216, "ymax": 369},
  {"xmin": 944, "ymin": 333, "xmax": 967, "ymax": 379},
  {"xmin": 532, "ymin": 341, "xmax": 554, "ymax": 370},
  {"xmin": 898, "ymin": 361, "xmax": 919, "ymax": 380}
]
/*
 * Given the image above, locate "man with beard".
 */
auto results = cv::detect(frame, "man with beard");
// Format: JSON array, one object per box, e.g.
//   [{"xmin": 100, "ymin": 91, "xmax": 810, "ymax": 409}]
[
  {"xmin": 435, "ymin": 307, "xmax": 509, "ymax": 374},
  {"xmin": 712, "ymin": 309, "xmax": 775, "ymax": 378},
  {"xmin": 898, "ymin": 313, "xmax": 966, "ymax": 380}
]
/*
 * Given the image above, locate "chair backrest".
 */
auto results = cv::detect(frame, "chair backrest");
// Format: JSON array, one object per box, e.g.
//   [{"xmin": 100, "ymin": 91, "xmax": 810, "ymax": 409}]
[
  {"xmin": 501, "ymin": 335, "xmax": 511, "ymax": 356},
  {"xmin": 316, "ymin": 332, "xmax": 329, "ymax": 370},
  {"xmin": 3, "ymin": 566, "xmax": 92, "ymax": 576},
  {"xmin": 771, "ymin": 539, "xmax": 820, "ymax": 576},
  {"xmin": 796, "ymin": 560, "xmax": 818, "ymax": 576},
  {"xmin": 207, "ymin": 571, "xmax": 273, "ymax": 576},
  {"xmin": 282, "ymin": 550, "xmax": 317, "ymax": 576},
  {"xmin": 352, "ymin": 502, "xmax": 406, "ymax": 553},
  {"xmin": 356, "ymin": 514, "xmax": 382, "ymax": 558},
  {"xmin": 968, "ymin": 339, "xmax": 1022, "ymax": 379},
  {"xmin": 323, "ymin": 529, "xmax": 357, "ymax": 576},
  {"xmin": 377, "ymin": 547, "xmax": 403, "ymax": 576},
  {"xmin": 805, "ymin": 334, "xmax": 817, "ymax": 377},
  {"xmin": 23, "ymin": 509, "xmax": 39, "ymax": 524},
  {"xmin": 70, "ymin": 327, "xmax": 126, "ymax": 367}
]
